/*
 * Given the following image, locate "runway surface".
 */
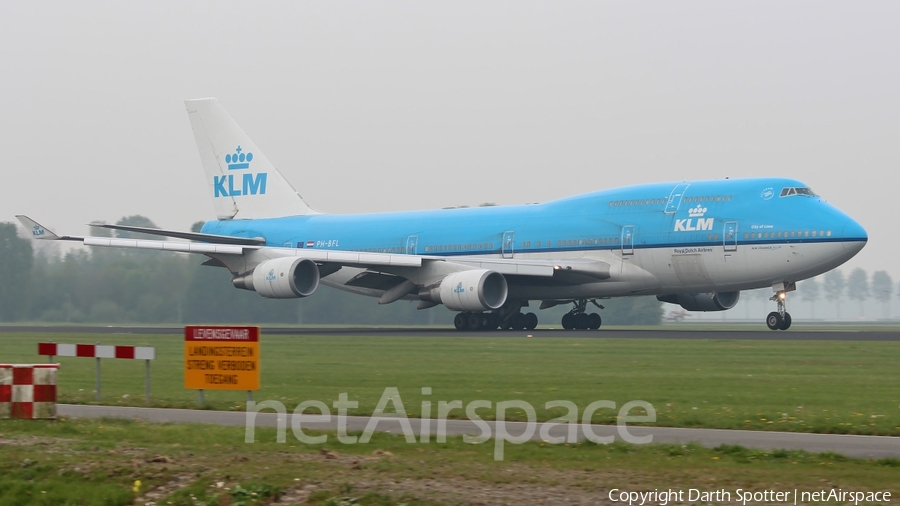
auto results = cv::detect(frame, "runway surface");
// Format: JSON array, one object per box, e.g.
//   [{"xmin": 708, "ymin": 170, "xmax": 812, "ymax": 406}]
[
  {"xmin": 3, "ymin": 325, "xmax": 899, "ymax": 340},
  {"xmin": 58, "ymin": 404, "xmax": 900, "ymax": 459}
]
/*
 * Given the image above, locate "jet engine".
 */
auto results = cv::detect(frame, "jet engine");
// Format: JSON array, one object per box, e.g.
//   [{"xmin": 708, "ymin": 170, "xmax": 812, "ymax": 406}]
[
  {"xmin": 232, "ymin": 257, "xmax": 320, "ymax": 298},
  {"xmin": 657, "ymin": 291, "xmax": 740, "ymax": 312},
  {"xmin": 419, "ymin": 270, "xmax": 508, "ymax": 311}
]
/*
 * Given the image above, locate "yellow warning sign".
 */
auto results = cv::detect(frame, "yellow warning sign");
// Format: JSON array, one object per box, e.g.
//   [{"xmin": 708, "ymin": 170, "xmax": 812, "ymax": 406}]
[{"xmin": 184, "ymin": 326, "xmax": 260, "ymax": 391}]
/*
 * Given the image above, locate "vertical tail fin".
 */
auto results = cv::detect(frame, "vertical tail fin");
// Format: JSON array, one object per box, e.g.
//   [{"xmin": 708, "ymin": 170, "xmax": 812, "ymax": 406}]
[{"xmin": 185, "ymin": 98, "xmax": 319, "ymax": 220}]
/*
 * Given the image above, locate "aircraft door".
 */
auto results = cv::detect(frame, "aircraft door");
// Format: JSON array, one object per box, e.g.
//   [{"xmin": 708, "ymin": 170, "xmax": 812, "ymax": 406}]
[
  {"xmin": 724, "ymin": 222, "xmax": 737, "ymax": 252},
  {"xmin": 406, "ymin": 235, "xmax": 418, "ymax": 255},
  {"xmin": 621, "ymin": 225, "xmax": 635, "ymax": 255},
  {"xmin": 502, "ymin": 231, "xmax": 515, "ymax": 259},
  {"xmin": 665, "ymin": 183, "xmax": 691, "ymax": 214}
]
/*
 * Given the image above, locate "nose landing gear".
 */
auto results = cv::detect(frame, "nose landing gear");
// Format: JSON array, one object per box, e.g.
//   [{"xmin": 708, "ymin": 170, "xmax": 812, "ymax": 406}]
[{"xmin": 766, "ymin": 283, "xmax": 795, "ymax": 330}]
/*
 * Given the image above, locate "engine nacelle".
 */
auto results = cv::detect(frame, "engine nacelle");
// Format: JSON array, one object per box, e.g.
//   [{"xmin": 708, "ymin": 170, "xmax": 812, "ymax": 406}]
[
  {"xmin": 657, "ymin": 291, "xmax": 740, "ymax": 312},
  {"xmin": 233, "ymin": 257, "xmax": 320, "ymax": 298},
  {"xmin": 420, "ymin": 270, "xmax": 508, "ymax": 311}
]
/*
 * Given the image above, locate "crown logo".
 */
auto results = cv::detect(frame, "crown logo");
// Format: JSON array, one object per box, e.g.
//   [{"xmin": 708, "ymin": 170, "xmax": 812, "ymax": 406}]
[
  {"xmin": 226, "ymin": 145, "xmax": 253, "ymax": 170},
  {"xmin": 688, "ymin": 205, "xmax": 707, "ymax": 217}
]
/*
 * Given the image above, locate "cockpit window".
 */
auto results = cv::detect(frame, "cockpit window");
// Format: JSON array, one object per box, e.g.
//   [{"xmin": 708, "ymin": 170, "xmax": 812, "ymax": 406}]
[{"xmin": 780, "ymin": 187, "xmax": 817, "ymax": 197}]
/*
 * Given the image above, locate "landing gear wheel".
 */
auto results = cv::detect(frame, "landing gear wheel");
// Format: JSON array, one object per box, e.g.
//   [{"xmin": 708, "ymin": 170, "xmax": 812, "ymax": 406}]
[
  {"xmin": 524, "ymin": 312, "xmax": 538, "ymax": 330},
  {"xmin": 574, "ymin": 313, "xmax": 590, "ymax": 330},
  {"xmin": 467, "ymin": 313, "xmax": 483, "ymax": 331},
  {"xmin": 510, "ymin": 312, "xmax": 526, "ymax": 330},
  {"xmin": 780, "ymin": 312, "xmax": 792, "ymax": 330},
  {"xmin": 561, "ymin": 313, "xmax": 574, "ymax": 330},
  {"xmin": 484, "ymin": 313, "xmax": 500, "ymax": 330},
  {"xmin": 454, "ymin": 313, "xmax": 467, "ymax": 331},
  {"xmin": 766, "ymin": 312, "xmax": 783, "ymax": 331},
  {"xmin": 588, "ymin": 313, "xmax": 602, "ymax": 330}
]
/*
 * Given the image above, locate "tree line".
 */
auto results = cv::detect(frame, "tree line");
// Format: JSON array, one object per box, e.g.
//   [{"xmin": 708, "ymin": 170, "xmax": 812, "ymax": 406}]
[
  {"xmin": 0, "ymin": 218, "xmax": 662, "ymax": 325},
  {"xmin": 799, "ymin": 268, "xmax": 895, "ymax": 319}
]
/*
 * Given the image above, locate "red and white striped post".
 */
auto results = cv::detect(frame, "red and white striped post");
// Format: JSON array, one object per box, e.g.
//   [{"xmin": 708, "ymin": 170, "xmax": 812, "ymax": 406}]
[
  {"xmin": 0, "ymin": 364, "xmax": 59, "ymax": 419},
  {"xmin": 38, "ymin": 342, "xmax": 156, "ymax": 403}
]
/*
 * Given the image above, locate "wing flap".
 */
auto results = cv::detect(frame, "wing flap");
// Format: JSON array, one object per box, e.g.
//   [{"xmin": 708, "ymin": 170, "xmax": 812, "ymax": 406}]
[
  {"xmin": 83, "ymin": 237, "xmax": 245, "ymax": 255},
  {"xmin": 92, "ymin": 223, "xmax": 265, "ymax": 245}
]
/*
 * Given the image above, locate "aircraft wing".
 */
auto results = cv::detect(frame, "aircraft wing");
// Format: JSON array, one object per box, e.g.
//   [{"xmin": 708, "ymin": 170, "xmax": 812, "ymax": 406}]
[
  {"xmin": 16, "ymin": 215, "xmax": 417, "ymax": 268},
  {"xmin": 91, "ymin": 223, "xmax": 266, "ymax": 246},
  {"xmin": 14, "ymin": 215, "xmax": 610, "ymax": 281}
]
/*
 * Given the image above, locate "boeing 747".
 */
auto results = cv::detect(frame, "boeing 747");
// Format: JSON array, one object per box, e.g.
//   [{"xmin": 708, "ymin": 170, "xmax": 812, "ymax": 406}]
[{"xmin": 18, "ymin": 98, "xmax": 867, "ymax": 331}]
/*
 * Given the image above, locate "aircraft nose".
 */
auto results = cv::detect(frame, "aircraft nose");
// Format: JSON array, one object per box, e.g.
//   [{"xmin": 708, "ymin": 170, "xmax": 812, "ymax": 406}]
[{"xmin": 842, "ymin": 218, "xmax": 867, "ymax": 254}]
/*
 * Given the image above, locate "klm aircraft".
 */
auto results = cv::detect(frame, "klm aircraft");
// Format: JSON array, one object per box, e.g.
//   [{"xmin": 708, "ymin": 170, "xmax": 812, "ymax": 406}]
[{"xmin": 18, "ymin": 98, "xmax": 867, "ymax": 331}]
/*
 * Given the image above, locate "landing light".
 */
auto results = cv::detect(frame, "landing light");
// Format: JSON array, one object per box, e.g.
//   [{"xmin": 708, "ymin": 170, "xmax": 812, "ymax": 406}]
[{"xmin": 778, "ymin": 292, "xmax": 786, "ymax": 300}]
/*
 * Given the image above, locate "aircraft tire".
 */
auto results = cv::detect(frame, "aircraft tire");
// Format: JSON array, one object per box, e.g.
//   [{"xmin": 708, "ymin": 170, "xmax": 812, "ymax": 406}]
[
  {"xmin": 780, "ymin": 312, "xmax": 792, "ymax": 330},
  {"xmin": 574, "ymin": 313, "xmax": 590, "ymax": 330},
  {"xmin": 524, "ymin": 312, "xmax": 538, "ymax": 330},
  {"xmin": 454, "ymin": 313, "xmax": 468, "ymax": 331},
  {"xmin": 766, "ymin": 312, "xmax": 783, "ymax": 331},
  {"xmin": 561, "ymin": 313, "xmax": 574, "ymax": 330},
  {"xmin": 467, "ymin": 313, "xmax": 483, "ymax": 331},
  {"xmin": 588, "ymin": 313, "xmax": 602, "ymax": 330},
  {"xmin": 510, "ymin": 312, "xmax": 526, "ymax": 330}
]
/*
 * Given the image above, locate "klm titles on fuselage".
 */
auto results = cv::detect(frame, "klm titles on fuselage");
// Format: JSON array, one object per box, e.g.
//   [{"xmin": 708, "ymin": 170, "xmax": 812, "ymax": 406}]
[
  {"xmin": 674, "ymin": 206, "xmax": 714, "ymax": 232},
  {"xmin": 674, "ymin": 217, "xmax": 714, "ymax": 232},
  {"xmin": 214, "ymin": 145, "xmax": 267, "ymax": 198}
]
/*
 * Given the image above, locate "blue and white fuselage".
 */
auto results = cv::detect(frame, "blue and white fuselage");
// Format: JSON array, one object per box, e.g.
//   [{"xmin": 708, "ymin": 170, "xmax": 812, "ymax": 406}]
[
  {"xmin": 201, "ymin": 177, "xmax": 866, "ymax": 301},
  {"xmin": 17, "ymin": 98, "xmax": 867, "ymax": 331}
]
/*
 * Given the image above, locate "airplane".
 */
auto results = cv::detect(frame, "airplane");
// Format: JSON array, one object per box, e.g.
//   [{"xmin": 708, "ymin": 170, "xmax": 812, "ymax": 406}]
[{"xmin": 17, "ymin": 98, "xmax": 867, "ymax": 331}]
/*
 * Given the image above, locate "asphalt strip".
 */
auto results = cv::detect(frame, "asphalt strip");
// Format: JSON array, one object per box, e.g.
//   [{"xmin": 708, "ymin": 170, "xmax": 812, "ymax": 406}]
[{"xmin": 57, "ymin": 404, "xmax": 900, "ymax": 459}]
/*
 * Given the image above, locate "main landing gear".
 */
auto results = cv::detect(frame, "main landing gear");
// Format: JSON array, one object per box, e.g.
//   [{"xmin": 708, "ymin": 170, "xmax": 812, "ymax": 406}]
[
  {"xmin": 561, "ymin": 299, "xmax": 603, "ymax": 330},
  {"xmin": 452, "ymin": 303, "xmax": 538, "ymax": 332},
  {"xmin": 766, "ymin": 283, "xmax": 795, "ymax": 331}
]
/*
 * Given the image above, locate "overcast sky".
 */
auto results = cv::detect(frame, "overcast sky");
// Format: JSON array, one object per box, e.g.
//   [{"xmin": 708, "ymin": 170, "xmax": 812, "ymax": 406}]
[{"xmin": 2, "ymin": 1, "xmax": 897, "ymax": 281}]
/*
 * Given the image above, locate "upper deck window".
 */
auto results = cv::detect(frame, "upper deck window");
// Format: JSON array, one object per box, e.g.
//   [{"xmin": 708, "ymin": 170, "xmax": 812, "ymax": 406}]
[{"xmin": 780, "ymin": 187, "xmax": 817, "ymax": 197}]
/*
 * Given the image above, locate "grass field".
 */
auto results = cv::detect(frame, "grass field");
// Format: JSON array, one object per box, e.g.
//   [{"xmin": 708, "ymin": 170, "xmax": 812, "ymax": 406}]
[
  {"xmin": 1, "ymin": 331, "xmax": 898, "ymax": 435},
  {"xmin": 2, "ymin": 417, "xmax": 899, "ymax": 505},
  {"xmin": 3, "ymin": 330, "xmax": 900, "ymax": 504}
]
